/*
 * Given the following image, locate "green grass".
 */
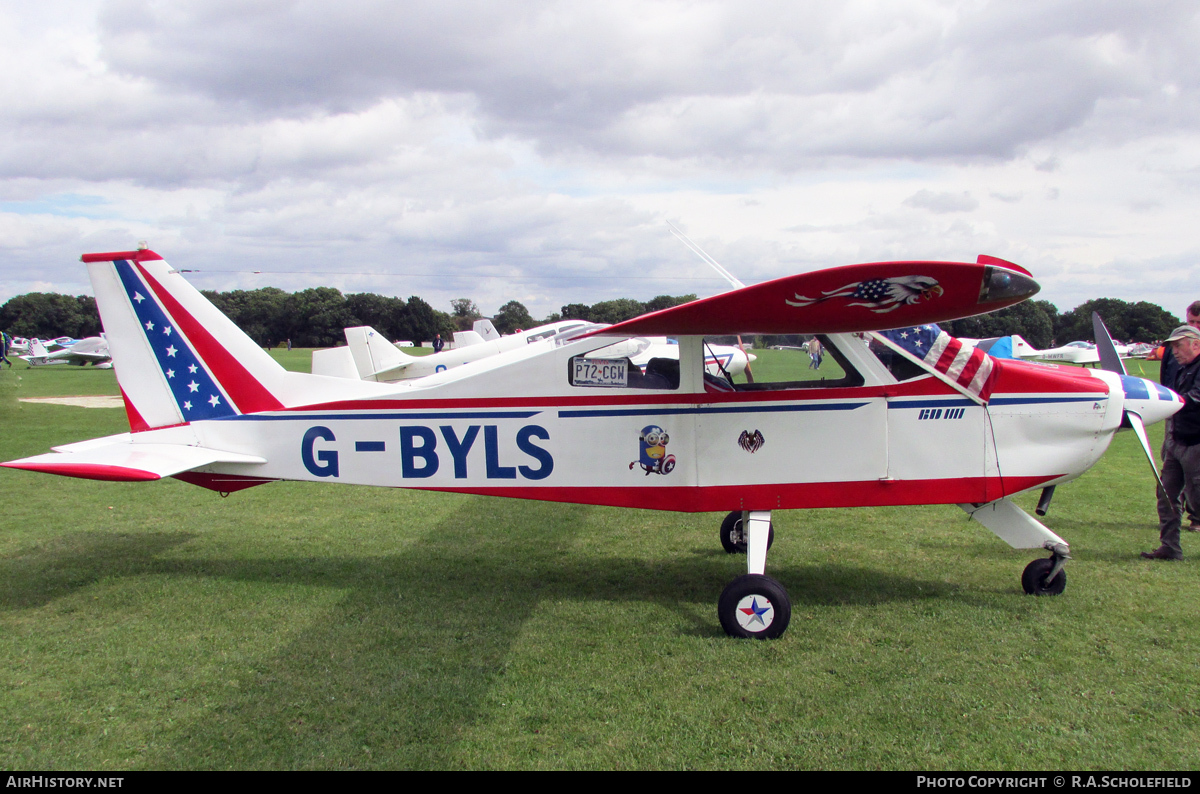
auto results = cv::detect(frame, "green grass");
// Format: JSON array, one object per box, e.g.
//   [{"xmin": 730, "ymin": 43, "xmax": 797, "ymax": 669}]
[
  {"xmin": 737, "ymin": 345, "xmax": 845, "ymax": 384},
  {"xmin": 1, "ymin": 356, "xmax": 1198, "ymax": 769}
]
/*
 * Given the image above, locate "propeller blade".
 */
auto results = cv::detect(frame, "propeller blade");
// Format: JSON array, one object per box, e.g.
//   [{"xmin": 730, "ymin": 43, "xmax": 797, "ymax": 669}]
[
  {"xmin": 1092, "ymin": 312, "xmax": 1127, "ymax": 375},
  {"xmin": 1127, "ymin": 411, "xmax": 1174, "ymax": 512}
]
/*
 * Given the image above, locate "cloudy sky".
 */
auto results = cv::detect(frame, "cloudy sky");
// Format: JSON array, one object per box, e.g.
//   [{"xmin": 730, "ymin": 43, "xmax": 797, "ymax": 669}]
[{"xmin": 2, "ymin": 0, "xmax": 1198, "ymax": 321}]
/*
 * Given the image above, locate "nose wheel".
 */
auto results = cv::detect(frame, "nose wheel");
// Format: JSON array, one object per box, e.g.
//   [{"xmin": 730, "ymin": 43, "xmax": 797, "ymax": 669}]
[
  {"xmin": 719, "ymin": 510, "xmax": 775, "ymax": 554},
  {"xmin": 1021, "ymin": 554, "xmax": 1067, "ymax": 596},
  {"xmin": 717, "ymin": 510, "xmax": 791, "ymax": 639}
]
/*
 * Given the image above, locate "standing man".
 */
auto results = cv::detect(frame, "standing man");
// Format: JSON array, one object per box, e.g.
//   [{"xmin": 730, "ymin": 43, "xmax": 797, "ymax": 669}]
[
  {"xmin": 1161, "ymin": 301, "xmax": 1200, "ymax": 391},
  {"xmin": 432, "ymin": 333, "xmax": 444, "ymax": 353},
  {"xmin": 1144, "ymin": 325, "xmax": 1200, "ymax": 560},
  {"xmin": 1161, "ymin": 301, "xmax": 1200, "ymax": 531},
  {"xmin": 0, "ymin": 330, "xmax": 11, "ymax": 368}
]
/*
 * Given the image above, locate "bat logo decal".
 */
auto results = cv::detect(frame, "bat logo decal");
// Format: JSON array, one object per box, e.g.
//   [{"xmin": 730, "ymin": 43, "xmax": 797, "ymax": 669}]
[{"xmin": 738, "ymin": 430, "xmax": 765, "ymax": 453}]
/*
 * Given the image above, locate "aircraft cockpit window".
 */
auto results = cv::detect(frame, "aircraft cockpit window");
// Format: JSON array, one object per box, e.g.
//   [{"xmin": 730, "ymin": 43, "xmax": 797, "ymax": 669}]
[
  {"xmin": 702, "ymin": 335, "xmax": 863, "ymax": 390},
  {"xmin": 867, "ymin": 336, "xmax": 929, "ymax": 381},
  {"xmin": 568, "ymin": 340, "xmax": 680, "ymax": 390}
]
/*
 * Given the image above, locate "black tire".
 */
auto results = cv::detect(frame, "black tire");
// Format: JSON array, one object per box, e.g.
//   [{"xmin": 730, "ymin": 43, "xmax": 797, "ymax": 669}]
[
  {"xmin": 1021, "ymin": 557, "xmax": 1066, "ymax": 596},
  {"xmin": 719, "ymin": 511, "xmax": 774, "ymax": 554},
  {"xmin": 718, "ymin": 574, "xmax": 792, "ymax": 639}
]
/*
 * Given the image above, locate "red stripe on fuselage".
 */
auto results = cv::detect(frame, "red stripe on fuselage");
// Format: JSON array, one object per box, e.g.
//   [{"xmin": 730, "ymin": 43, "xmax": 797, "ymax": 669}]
[
  {"xmin": 283, "ymin": 367, "xmax": 1104, "ymax": 414},
  {"xmin": 134, "ymin": 263, "xmax": 283, "ymax": 414},
  {"xmin": 288, "ymin": 377, "xmax": 966, "ymax": 413},
  {"xmin": 413, "ymin": 475, "xmax": 1061, "ymax": 512}
]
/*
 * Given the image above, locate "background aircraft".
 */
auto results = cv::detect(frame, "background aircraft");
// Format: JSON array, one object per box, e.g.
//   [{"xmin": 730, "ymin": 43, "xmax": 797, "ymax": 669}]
[
  {"xmin": 963, "ymin": 335, "xmax": 1140, "ymax": 365},
  {"xmin": 19, "ymin": 335, "xmax": 112, "ymax": 367},
  {"xmin": 315, "ymin": 320, "xmax": 755, "ymax": 383},
  {"xmin": 2, "ymin": 249, "xmax": 1180, "ymax": 640}
]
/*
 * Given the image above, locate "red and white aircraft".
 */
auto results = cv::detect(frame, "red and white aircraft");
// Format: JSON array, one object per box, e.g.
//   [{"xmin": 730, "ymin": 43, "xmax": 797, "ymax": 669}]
[{"xmin": 1, "ymin": 249, "xmax": 1182, "ymax": 639}]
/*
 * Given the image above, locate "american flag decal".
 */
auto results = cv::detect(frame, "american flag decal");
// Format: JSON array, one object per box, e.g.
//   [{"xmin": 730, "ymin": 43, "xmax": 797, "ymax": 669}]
[
  {"xmin": 785, "ymin": 276, "xmax": 944, "ymax": 314},
  {"xmin": 878, "ymin": 325, "xmax": 996, "ymax": 402},
  {"xmin": 112, "ymin": 260, "xmax": 239, "ymax": 421}
]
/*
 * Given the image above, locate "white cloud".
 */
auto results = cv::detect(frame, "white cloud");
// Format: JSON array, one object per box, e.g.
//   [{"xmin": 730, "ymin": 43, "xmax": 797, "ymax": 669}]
[
  {"xmin": 1, "ymin": 0, "xmax": 1200, "ymax": 321},
  {"xmin": 903, "ymin": 190, "xmax": 979, "ymax": 213}
]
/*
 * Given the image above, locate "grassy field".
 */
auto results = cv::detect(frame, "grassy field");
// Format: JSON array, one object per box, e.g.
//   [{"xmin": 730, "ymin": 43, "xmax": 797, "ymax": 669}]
[{"xmin": 0, "ymin": 354, "xmax": 1197, "ymax": 770}]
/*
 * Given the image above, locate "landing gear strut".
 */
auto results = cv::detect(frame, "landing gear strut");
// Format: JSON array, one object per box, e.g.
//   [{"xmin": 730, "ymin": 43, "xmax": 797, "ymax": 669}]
[
  {"xmin": 719, "ymin": 510, "xmax": 774, "ymax": 554},
  {"xmin": 716, "ymin": 510, "xmax": 791, "ymax": 639}
]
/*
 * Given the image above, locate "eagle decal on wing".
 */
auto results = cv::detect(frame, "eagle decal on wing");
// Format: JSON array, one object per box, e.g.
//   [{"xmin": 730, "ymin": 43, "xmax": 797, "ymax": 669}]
[{"xmin": 784, "ymin": 276, "xmax": 944, "ymax": 314}]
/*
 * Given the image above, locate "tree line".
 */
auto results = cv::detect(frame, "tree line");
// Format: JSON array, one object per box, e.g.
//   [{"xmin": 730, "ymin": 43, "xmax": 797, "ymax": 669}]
[
  {"xmin": 0, "ymin": 287, "xmax": 697, "ymax": 348},
  {"xmin": 941, "ymin": 298, "xmax": 1180, "ymax": 350},
  {"xmin": 0, "ymin": 287, "xmax": 1182, "ymax": 350}
]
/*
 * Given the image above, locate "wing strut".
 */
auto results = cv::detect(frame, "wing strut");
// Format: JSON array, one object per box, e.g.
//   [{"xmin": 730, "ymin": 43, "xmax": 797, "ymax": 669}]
[{"xmin": 666, "ymin": 221, "xmax": 755, "ymax": 381}]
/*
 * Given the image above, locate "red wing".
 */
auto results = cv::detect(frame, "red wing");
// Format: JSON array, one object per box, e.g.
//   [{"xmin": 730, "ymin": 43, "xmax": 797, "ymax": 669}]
[{"xmin": 586, "ymin": 258, "xmax": 1038, "ymax": 338}]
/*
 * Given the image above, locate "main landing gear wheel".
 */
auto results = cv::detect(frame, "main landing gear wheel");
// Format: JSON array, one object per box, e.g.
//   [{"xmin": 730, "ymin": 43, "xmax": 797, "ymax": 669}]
[
  {"xmin": 718, "ymin": 574, "xmax": 791, "ymax": 639},
  {"xmin": 719, "ymin": 511, "xmax": 775, "ymax": 554},
  {"xmin": 1021, "ymin": 557, "xmax": 1067, "ymax": 596}
]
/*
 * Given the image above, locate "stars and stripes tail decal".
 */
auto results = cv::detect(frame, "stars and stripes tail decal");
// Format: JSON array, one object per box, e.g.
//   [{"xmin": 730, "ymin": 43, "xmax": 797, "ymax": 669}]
[
  {"xmin": 112, "ymin": 260, "xmax": 239, "ymax": 421},
  {"xmin": 878, "ymin": 325, "xmax": 997, "ymax": 402}
]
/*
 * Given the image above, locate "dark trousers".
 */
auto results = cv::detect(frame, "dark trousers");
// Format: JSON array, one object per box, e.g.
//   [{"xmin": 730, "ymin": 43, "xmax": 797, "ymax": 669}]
[{"xmin": 1156, "ymin": 433, "xmax": 1200, "ymax": 556}]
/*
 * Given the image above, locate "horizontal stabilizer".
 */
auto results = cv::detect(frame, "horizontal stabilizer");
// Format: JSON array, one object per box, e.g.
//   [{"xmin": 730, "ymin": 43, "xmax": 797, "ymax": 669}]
[
  {"xmin": 588, "ymin": 258, "xmax": 1038, "ymax": 337},
  {"xmin": 2, "ymin": 441, "xmax": 266, "ymax": 482}
]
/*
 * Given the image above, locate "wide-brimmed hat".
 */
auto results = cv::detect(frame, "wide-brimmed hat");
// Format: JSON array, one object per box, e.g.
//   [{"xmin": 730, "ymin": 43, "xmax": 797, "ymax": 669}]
[{"xmin": 1165, "ymin": 325, "xmax": 1200, "ymax": 342}]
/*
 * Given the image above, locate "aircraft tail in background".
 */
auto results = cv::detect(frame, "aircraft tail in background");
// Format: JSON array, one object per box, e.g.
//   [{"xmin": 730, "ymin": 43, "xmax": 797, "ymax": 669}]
[{"xmin": 344, "ymin": 326, "xmax": 416, "ymax": 381}]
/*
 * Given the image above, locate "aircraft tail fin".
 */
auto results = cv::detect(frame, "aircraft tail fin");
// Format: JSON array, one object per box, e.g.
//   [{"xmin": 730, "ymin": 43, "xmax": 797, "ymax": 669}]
[
  {"xmin": 473, "ymin": 318, "xmax": 501, "ymax": 341},
  {"xmin": 344, "ymin": 326, "xmax": 413, "ymax": 381},
  {"xmin": 83, "ymin": 249, "xmax": 290, "ymax": 430},
  {"xmin": 1009, "ymin": 335, "xmax": 1038, "ymax": 358}
]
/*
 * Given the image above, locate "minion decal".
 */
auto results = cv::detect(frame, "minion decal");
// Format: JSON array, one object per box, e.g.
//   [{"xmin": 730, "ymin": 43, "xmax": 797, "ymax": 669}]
[{"xmin": 630, "ymin": 425, "xmax": 677, "ymax": 476}]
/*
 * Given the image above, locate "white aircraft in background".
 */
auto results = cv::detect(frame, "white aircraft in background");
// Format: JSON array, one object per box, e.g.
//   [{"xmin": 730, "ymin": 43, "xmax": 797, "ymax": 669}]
[
  {"xmin": 19, "ymin": 336, "xmax": 112, "ymax": 368},
  {"xmin": 1015, "ymin": 339, "xmax": 1100, "ymax": 365},
  {"xmin": 313, "ymin": 319, "xmax": 593, "ymax": 382},
  {"xmin": 315, "ymin": 319, "xmax": 755, "ymax": 383},
  {"xmin": 971, "ymin": 336, "xmax": 1139, "ymax": 366}
]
